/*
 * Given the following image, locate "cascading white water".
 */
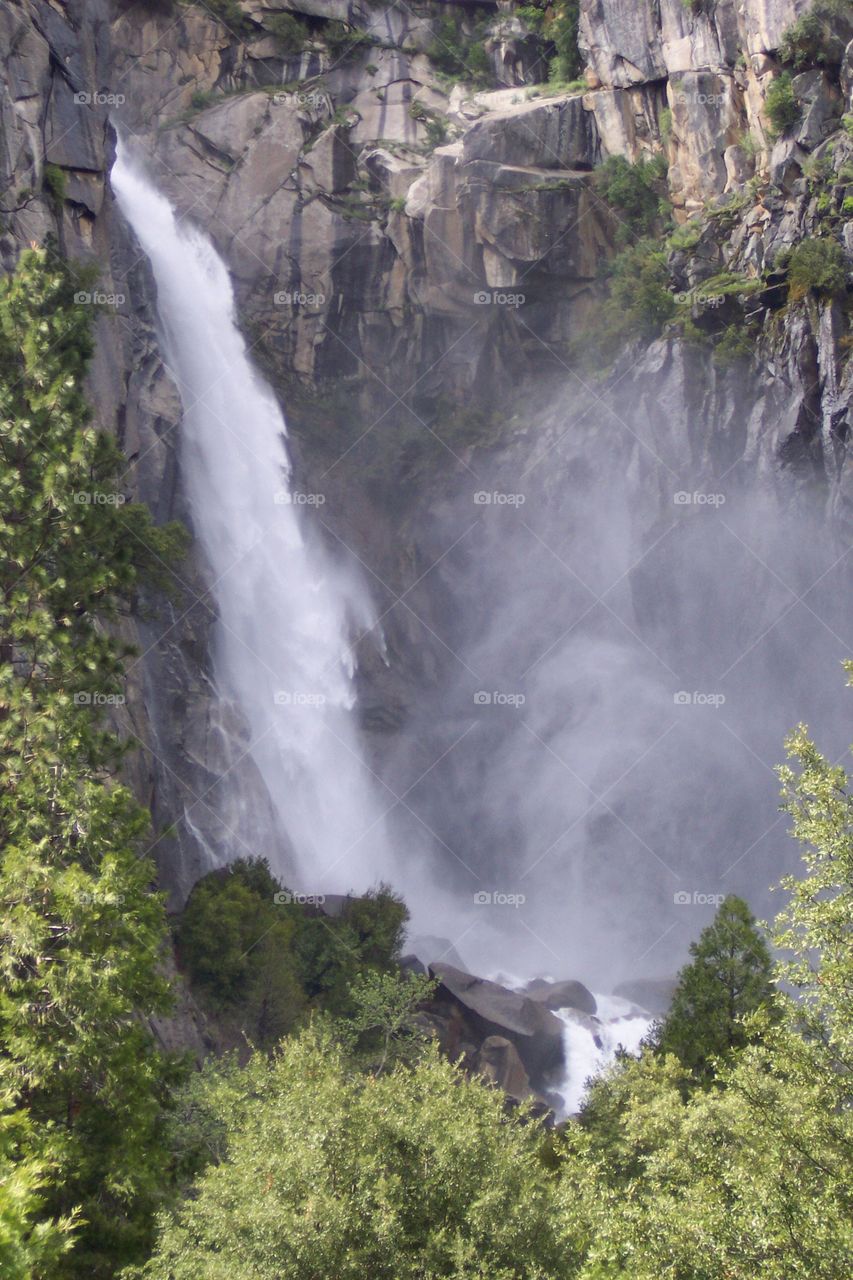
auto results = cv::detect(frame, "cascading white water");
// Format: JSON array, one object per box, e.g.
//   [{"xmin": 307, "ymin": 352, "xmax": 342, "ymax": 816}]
[
  {"xmin": 112, "ymin": 142, "xmax": 394, "ymax": 895},
  {"xmin": 553, "ymin": 996, "xmax": 651, "ymax": 1116}
]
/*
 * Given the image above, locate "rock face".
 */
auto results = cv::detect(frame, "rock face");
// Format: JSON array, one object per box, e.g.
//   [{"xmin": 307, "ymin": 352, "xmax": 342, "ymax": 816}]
[{"xmin": 525, "ymin": 978, "xmax": 597, "ymax": 1016}]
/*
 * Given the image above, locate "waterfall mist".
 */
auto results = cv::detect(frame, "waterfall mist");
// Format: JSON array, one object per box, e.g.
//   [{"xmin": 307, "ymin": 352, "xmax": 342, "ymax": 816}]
[{"xmin": 379, "ymin": 394, "xmax": 853, "ymax": 988}]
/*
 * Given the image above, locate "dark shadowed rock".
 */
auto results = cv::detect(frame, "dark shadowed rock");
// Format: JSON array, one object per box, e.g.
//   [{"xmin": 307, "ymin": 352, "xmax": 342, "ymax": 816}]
[
  {"xmin": 524, "ymin": 978, "xmax": 597, "ymax": 1015},
  {"xmin": 612, "ymin": 977, "xmax": 677, "ymax": 1017},
  {"xmin": 476, "ymin": 1035, "xmax": 531, "ymax": 1100},
  {"xmin": 429, "ymin": 963, "xmax": 565, "ymax": 1082}
]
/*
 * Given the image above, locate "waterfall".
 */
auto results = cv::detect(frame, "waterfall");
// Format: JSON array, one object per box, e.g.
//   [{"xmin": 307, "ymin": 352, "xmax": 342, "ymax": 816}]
[{"xmin": 111, "ymin": 142, "xmax": 393, "ymax": 896}]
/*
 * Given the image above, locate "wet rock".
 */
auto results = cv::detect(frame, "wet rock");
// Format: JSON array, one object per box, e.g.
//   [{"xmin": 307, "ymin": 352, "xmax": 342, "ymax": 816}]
[
  {"xmin": 524, "ymin": 978, "xmax": 598, "ymax": 1015},
  {"xmin": 429, "ymin": 963, "xmax": 565, "ymax": 1081}
]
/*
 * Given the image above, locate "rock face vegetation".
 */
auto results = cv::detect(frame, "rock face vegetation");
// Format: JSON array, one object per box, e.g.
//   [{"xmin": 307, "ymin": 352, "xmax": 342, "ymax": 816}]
[{"xmin": 0, "ymin": 0, "xmax": 852, "ymax": 1276}]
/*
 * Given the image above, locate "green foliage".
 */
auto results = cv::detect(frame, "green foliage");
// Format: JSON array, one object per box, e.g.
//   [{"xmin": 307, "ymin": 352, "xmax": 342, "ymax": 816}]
[
  {"xmin": 546, "ymin": 0, "xmax": 581, "ymax": 84},
  {"xmin": 593, "ymin": 154, "xmax": 669, "ymax": 240},
  {"xmin": 338, "ymin": 969, "xmax": 437, "ymax": 1073},
  {"xmin": 132, "ymin": 1027, "xmax": 566, "ymax": 1280},
  {"xmin": 651, "ymin": 895, "xmax": 776, "ymax": 1084},
  {"xmin": 324, "ymin": 19, "xmax": 370, "ymax": 56},
  {"xmin": 409, "ymin": 99, "xmax": 449, "ymax": 149},
  {"xmin": 779, "ymin": 1, "xmax": 851, "ymax": 70},
  {"xmin": 0, "ymin": 248, "xmax": 188, "ymax": 1276},
  {"xmin": 176, "ymin": 857, "xmax": 409, "ymax": 1039},
  {"xmin": 427, "ymin": 13, "xmax": 494, "ymax": 88},
  {"xmin": 765, "ymin": 72, "xmax": 800, "ymax": 137},
  {"xmin": 0, "ymin": 1100, "xmax": 77, "ymax": 1277},
  {"xmin": 592, "ymin": 240, "xmax": 677, "ymax": 355},
  {"xmin": 785, "ymin": 236, "xmax": 848, "ymax": 298},
  {"xmin": 713, "ymin": 322, "xmax": 755, "ymax": 366},
  {"xmin": 267, "ymin": 10, "xmax": 309, "ymax": 54},
  {"xmin": 42, "ymin": 164, "xmax": 66, "ymax": 211},
  {"xmin": 200, "ymin": 0, "xmax": 255, "ymax": 38}
]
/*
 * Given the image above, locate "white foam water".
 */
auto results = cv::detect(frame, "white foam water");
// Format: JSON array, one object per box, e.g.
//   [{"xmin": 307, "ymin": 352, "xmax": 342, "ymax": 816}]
[{"xmin": 112, "ymin": 142, "xmax": 395, "ymax": 895}]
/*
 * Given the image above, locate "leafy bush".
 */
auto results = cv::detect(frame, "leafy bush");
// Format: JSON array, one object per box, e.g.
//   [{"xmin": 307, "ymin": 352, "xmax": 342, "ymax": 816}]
[
  {"xmin": 202, "ymin": 0, "xmax": 255, "ymax": 38},
  {"xmin": 786, "ymin": 237, "xmax": 847, "ymax": 299},
  {"xmin": 42, "ymin": 163, "xmax": 66, "ymax": 210},
  {"xmin": 176, "ymin": 858, "xmax": 409, "ymax": 1040},
  {"xmin": 593, "ymin": 240, "xmax": 677, "ymax": 354},
  {"xmin": 427, "ymin": 13, "xmax": 494, "ymax": 87},
  {"xmin": 267, "ymin": 11, "xmax": 309, "ymax": 54},
  {"xmin": 593, "ymin": 154, "xmax": 669, "ymax": 239},
  {"xmin": 132, "ymin": 1028, "xmax": 566, "ymax": 1280},
  {"xmin": 765, "ymin": 72, "xmax": 800, "ymax": 137},
  {"xmin": 546, "ymin": 0, "xmax": 581, "ymax": 83},
  {"xmin": 713, "ymin": 322, "xmax": 755, "ymax": 366},
  {"xmin": 779, "ymin": 1, "xmax": 851, "ymax": 70}
]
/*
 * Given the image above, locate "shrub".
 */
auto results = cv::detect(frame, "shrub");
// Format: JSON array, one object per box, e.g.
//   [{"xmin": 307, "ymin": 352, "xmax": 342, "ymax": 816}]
[
  {"xmin": 176, "ymin": 859, "xmax": 409, "ymax": 1039},
  {"xmin": 779, "ymin": 1, "xmax": 850, "ymax": 70},
  {"xmin": 594, "ymin": 154, "xmax": 669, "ymax": 239},
  {"xmin": 786, "ymin": 237, "xmax": 847, "ymax": 299},
  {"xmin": 765, "ymin": 73, "xmax": 800, "ymax": 137},
  {"xmin": 42, "ymin": 163, "xmax": 66, "ymax": 210},
  {"xmin": 428, "ymin": 13, "xmax": 494, "ymax": 87},
  {"xmin": 546, "ymin": 0, "xmax": 581, "ymax": 83},
  {"xmin": 267, "ymin": 11, "xmax": 309, "ymax": 54}
]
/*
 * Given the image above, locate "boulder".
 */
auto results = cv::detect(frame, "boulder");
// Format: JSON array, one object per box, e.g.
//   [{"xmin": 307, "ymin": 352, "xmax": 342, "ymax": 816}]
[
  {"xmin": 612, "ymin": 977, "xmax": 677, "ymax": 1016},
  {"xmin": 476, "ymin": 1036, "xmax": 531, "ymax": 1099},
  {"xmin": 429, "ymin": 963, "xmax": 565, "ymax": 1081},
  {"xmin": 525, "ymin": 978, "xmax": 597, "ymax": 1015}
]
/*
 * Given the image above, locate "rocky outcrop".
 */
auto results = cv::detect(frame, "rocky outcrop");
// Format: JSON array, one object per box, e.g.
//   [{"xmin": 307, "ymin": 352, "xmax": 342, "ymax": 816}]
[{"xmin": 428, "ymin": 963, "xmax": 565, "ymax": 1083}]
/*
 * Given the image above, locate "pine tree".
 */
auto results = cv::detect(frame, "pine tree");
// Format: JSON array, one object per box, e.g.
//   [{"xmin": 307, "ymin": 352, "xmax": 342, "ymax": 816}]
[
  {"xmin": 0, "ymin": 246, "xmax": 187, "ymax": 1276},
  {"xmin": 653, "ymin": 894, "xmax": 776, "ymax": 1083}
]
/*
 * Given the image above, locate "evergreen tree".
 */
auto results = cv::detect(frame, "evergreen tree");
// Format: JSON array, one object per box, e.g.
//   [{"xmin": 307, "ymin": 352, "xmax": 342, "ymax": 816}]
[
  {"xmin": 0, "ymin": 247, "xmax": 187, "ymax": 1276},
  {"xmin": 652, "ymin": 894, "xmax": 776, "ymax": 1083}
]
